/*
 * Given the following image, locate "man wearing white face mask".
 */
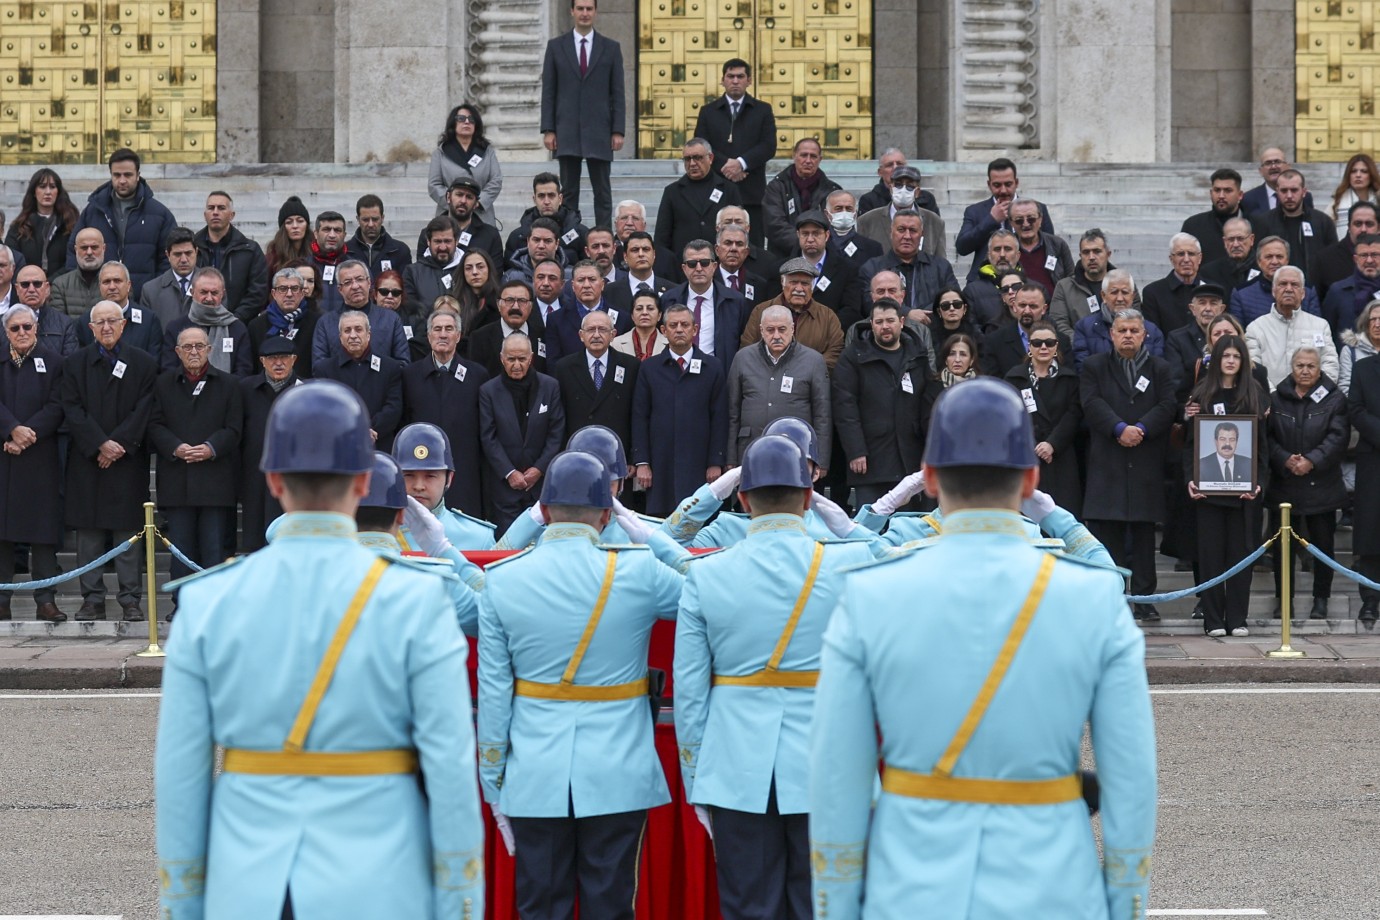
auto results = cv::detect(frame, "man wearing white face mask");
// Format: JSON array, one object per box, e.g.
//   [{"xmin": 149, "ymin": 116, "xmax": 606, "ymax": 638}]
[
  {"xmin": 856, "ymin": 165, "xmax": 946, "ymax": 258},
  {"xmin": 824, "ymin": 190, "xmax": 881, "ymax": 271}
]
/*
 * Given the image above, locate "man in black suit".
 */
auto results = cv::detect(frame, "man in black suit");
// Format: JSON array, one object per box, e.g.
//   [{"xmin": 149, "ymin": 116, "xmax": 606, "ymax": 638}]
[
  {"xmin": 955, "ymin": 157, "xmax": 1055, "ymax": 283},
  {"xmin": 662, "ymin": 239, "xmax": 748, "ymax": 371},
  {"xmin": 792, "ymin": 210, "xmax": 863, "ymax": 329},
  {"xmin": 545, "ymin": 259, "xmax": 632, "ymax": 364},
  {"xmin": 238, "ymin": 337, "xmax": 298, "ymax": 551},
  {"xmin": 717, "ymin": 205, "xmax": 782, "ymax": 299},
  {"xmin": 479, "ymin": 333, "xmax": 566, "ymax": 532},
  {"xmin": 824, "ymin": 189, "xmax": 883, "ymax": 272},
  {"xmin": 605, "ymin": 231, "xmax": 673, "ymax": 314},
  {"xmin": 401, "ymin": 307, "xmax": 490, "ymax": 516},
  {"xmin": 467, "ymin": 278, "xmax": 548, "ymax": 378},
  {"xmin": 313, "ymin": 308, "xmax": 404, "ymax": 451},
  {"xmin": 1252, "ymin": 168, "xmax": 1337, "ymax": 282},
  {"xmin": 1181, "ymin": 168, "xmax": 1246, "ymax": 264},
  {"xmin": 552, "ymin": 309, "xmax": 639, "ymax": 455},
  {"xmin": 76, "ymin": 261, "xmax": 164, "ymax": 363},
  {"xmin": 979, "ymin": 283, "xmax": 1069, "ymax": 378},
  {"xmin": 693, "ymin": 58, "xmax": 778, "ymax": 246},
  {"xmin": 540, "ymin": 0, "xmax": 625, "ymax": 226},
  {"xmin": 1240, "ymin": 146, "xmax": 1315, "ymax": 217},
  {"xmin": 714, "ymin": 224, "xmax": 772, "ymax": 305},
  {"xmin": 655, "ymin": 138, "xmax": 743, "ymax": 282}
]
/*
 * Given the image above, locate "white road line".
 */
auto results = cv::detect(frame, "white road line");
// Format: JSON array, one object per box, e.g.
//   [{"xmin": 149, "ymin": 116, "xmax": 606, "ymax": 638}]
[
  {"xmin": 0, "ymin": 692, "xmax": 160, "ymax": 700},
  {"xmin": 1147, "ymin": 911, "xmax": 1267, "ymax": 917},
  {"xmin": 1152, "ymin": 687, "xmax": 1380, "ymax": 695},
  {"xmin": 0, "ymin": 915, "xmax": 124, "ymax": 919}
]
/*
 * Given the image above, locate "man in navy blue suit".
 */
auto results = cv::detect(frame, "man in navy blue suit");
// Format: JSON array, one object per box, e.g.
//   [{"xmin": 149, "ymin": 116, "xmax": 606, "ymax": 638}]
[
  {"xmin": 660, "ymin": 239, "xmax": 748, "ymax": 373},
  {"xmin": 956, "ymin": 158, "xmax": 1054, "ymax": 283},
  {"xmin": 544, "ymin": 259, "xmax": 632, "ymax": 364}
]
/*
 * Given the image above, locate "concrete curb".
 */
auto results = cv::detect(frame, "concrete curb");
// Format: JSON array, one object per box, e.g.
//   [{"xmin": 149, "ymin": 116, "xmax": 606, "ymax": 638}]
[{"xmin": 0, "ymin": 656, "xmax": 164, "ymax": 690}]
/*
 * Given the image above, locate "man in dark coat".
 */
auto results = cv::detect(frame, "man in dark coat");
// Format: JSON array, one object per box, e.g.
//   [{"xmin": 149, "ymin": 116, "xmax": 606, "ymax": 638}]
[
  {"xmin": 824, "ymin": 190, "xmax": 884, "ymax": 272},
  {"xmin": 401, "ymin": 308, "xmax": 490, "ymax": 517},
  {"xmin": 832, "ymin": 300, "xmax": 929, "ymax": 507},
  {"xmin": 857, "ymin": 149, "xmax": 941, "ymax": 216},
  {"xmin": 1252, "ymin": 168, "xmax": 1338, "ymax": 282},
  {"xmin": 603, "ymin": 231, "xmax": 674, "ymax": 316},
  {"xmin": 791, "ymin": 210, "xmax": 864, "ymax": 329},
  {"xmin": 420, "ymin": 178, "xmax": 505, "ymax": 269},
  {"xmin": 631, "ymin": 303, "xmax": 728, "ymax": 515},
  {"xmin": 761, "ymin": 138, "xmax": 843, "ymax": 257},
  {"xmin": 148, "ymin": 326, "xmax": 243, "ymax": 590},
  {"xmin": 858, "ymin": 210, "xmax": 959, "ymax": 316},
  {"xmin": 314, "ymin": 308, "xmax": 405, "ymax": 451},
  {"xmin": 1180, "ymin": 168, "xmax": 1247, "ymax": 265},
  {"xmin": 980, "ymin": 283, "xmax": 1070, "ymax": 378},
  {"xmin": 237, "ymin": 337, "xmax": 299, "ymax": 551},
  {"xmin": 1240, "ymin": 146, "xmax": 1315, "ymax": 216},
  {"xmin": 1140, "ymin": 232, "xmax": 1206, "ymax": 336},
  {"xmin": 64, "ymin": 148, "xmax": 176, "ymax": 298},
  {"xmin": 693, "ymin": 58, "xmax": 778, "ymax": 244},
  {"xmin": 195, "ymin": 191, "xmax": 269, "ymax": 322},
  {"xmin": 545, "ymin": 260, "xmax": 633, "ymax": 365},
  {"xmin": 1200, "ymin": 217, "xmax": 1260, "ymax": 293},
  {"xmin": 655, "ymin": 138, "xmax": 743, "ymax": 281},
  {"xmin": 540, "ymin": 0, "xmax": 626, "ymax": 227},
  {"xmin": 504, "ymin": 174, "xmax": 590, "ymax": 264},
  {"xmin": 60, "ymin": 299, "xmax": 159, "ymax": 621},
  {"xmin": 466, "ymin": 279, "xmax": 548, "ymax": 378},
  {"xmin": 0, "ymin": 305, "xmax": 67, "ymax": 621},
  {"xmin": 955, "ymin": 157, "xmax": 1055, "ymax": 283},
  {"xmin": 313, "ymin": 260, "xmax": 409, "ymax": 367},
  {"xmin": 246, "ymin": 267, "xmax": 321, "ymax": 380},
  {"xmin": 1315, "ymin": 202, "xmax": 1380, "ymax": 301},
  {"xmin": 13, "ymin": 266, "xmax": 78, "ymax": 357},
  {"xmin": 714, "ymin": 223, "xmax": 775, "ymax": 304},
  {"xmin": 1080, "ymin": 309, "xmax": 1178, "ymax": 619},
  {"xmin": 75, "ymin": 261, "xmax": 164, "ymax": 364},
  {"xmin": 478, "ymin": 333, "xmax": 566, "ymax": 532},
  {"xmin": 552, "ymin": 309, "xmax": 639, "ymax": 456},
  {"xmin": 1321, "ymin": 232, "xmax": 1380, "ymax": 348},
  {"xmin": 661, "ymin": 240, "xmax": 749, "ymax": 372},
  {"xmin": 1347, "ymin": 350, "xmax": 1380, "ymax": 624},
  {"xmin": 347, "ymin": 193, "xmax": 413, "ymax": 278}
]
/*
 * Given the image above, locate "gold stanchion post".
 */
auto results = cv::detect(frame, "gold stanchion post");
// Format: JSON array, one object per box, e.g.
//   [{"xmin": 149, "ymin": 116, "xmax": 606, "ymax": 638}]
[
  {"xmin": 136, "ymin": 501, "xmax": 165, "ymax": 658},
  {"xmin": 1268, "ymin": 502, "xmax": 1305, "ymax": 659}
]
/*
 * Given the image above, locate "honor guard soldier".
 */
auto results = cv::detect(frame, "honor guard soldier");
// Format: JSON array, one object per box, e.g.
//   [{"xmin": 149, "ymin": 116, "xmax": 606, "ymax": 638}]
[
  {"xmin": 675, "ymin": 434, "xmax": 874, "ymax": 919},
  {"xmin": 477, "ymin": 449, "xmax": 685, "ymax": 920},
  {"xmin": 393, "ymin": 422, "xmax": 498, "ymax": 551},
  {"xmin": 808, "ymin": 377, "xmax": 1156, "ymax": 919},
  {"xmin": 354, "ymin": 450, "xmax": 482, "ymax": 637},
  {"xmin": 155, "ymin": 380, "xmax": 485, "ymax": 920}
]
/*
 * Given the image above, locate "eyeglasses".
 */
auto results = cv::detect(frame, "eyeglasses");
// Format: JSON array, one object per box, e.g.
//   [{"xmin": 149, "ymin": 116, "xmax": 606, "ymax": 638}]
[
  {"xmin": 177, "ymin": 343, "xmax": 209, "ymax": 352},
  {"xmin": 273, "ymin": 284, "xmax": 303, "ymax": 294},
  {"xmin": 938, "ymin": 300, "xmax": 965, "ymax": 311},
  {"xmin": 683, "ymin": 258, "xmax": 715, "ymax": 268},
  {"xmin": 90, "ymin": 318, "xmax": 124, "ymax": 327},
  {"xmin": 1171, "ymin": 250, "xmax": 1200, "ymax": 259},
  {"xmin": 999, "ymin": 283, "xmax": 1023, "ymax": 293},
  {"xmin": 376, "ymin": 288, "xmax": 403, "ymax": 297},
  {"xmin": 15, "ymin": 280, "xmax": 45, "ymax": 289},
  {"xmin": 1011, "ymin": 216, "xmax": 1039, "ymax": 226},
  {"xmin": 7, "ymin": 323, "xmax": 34, "ymax": 332},
  {"xmin": 499, "ymin": 297, "xmax": 532, "ymax": 306},
  {"xmin": 1261, "ymin": 158, "xmax": 1287, "ymax": 167},
  {"xmin": 454, "ymin": 114, "xmax": 475, "ymax": 124},
  {"xmin": 1029, "ymin": 338, "xmax": 1059, "ymax": 348},
  {"xmin": 682, "ymin": 154, "xmax": 710, "ymax": 163}
]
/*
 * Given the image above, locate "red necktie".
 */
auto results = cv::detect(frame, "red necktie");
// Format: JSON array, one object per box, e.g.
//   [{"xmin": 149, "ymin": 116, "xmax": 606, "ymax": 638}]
[
  {"xmin": 677, "ymin": 356, "xmax": 687, "ymax": 373},
  {"xmin": 579, "ymin": 38, "xmax": 588, "ymax": 76},
  {"xmin": 728, "ymin": 273, "xmax": 739, "ymax": 292},
  {"xmin": 694, "ymin": 295, "xmax": 705, "ymax": 346}
]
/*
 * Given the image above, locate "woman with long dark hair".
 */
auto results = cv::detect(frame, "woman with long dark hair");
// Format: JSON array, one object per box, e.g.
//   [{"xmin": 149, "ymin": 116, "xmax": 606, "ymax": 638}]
[
  {"xmin": 3, "ymin": 168, "xmax": 79, "ymax": 274},
  {"xmin": 1004, "ymin": 319, "xmax": 1083, "ymax": 515},
  {"xmin": 929, "ymin": 287, "xmax": 983, "ymax": 358},
  {"xmin": 266, "ymin": 197, "xmax": 313, "ymax": 276},
  {"xmin": 1331, "ymin": 153, "xmax": 1380, "ymax": 237},
  {"xmin": 456, "ymin": 249, "xmax": 501, "ymax": 340},
  {"xmin": 428, "ymin": 103, "xmax": 504, "ymax": 224},
  {"xmin": 1185, "ymin": 334, "xmax": 1270, "ymax": 637}
]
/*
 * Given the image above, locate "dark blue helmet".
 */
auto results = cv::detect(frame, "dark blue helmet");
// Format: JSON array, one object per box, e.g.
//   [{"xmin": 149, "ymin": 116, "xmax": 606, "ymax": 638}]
[
  {"xmin": 739, "ymin": 434, "xmax": 812, "ymax": 491},
  {"xmin": 540, "ymin": 450, "xmax": 613, "ymax": 509},
  {"xmin": 567, "ymin": 425, "xmax": 629, "ymax": 479},
  {"xmin": 393, "ymin": 423, "xmax": 455, "ymax": 472},
  {"xmin": 923, "ymin": 377, "xmax": 1036, "ymax": 469},
  {"xmin": 361, "ymin": 452, "xmax": 408, "ymax": 510},
  {"xmin": 761, "ymin": 416, "xmax": 820, "ymax": 465},
  {"xmin": 260, "ymin": 380, "xmax": 373, "ymax": 474}
]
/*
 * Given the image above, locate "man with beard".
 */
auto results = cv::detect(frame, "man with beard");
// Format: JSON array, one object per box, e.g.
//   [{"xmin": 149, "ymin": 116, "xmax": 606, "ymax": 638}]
[
  {"xmin": 1182, "ymin": 168, "xmax": 1247, "ymax": 264},
  {"xmin": 13, "ymin": 265, "xmax": 77, "ymax": 356},
  {"xmin": 1050, "ymin": 229, "xmax": 1138, "ymax": 341},
  {"xmin": 503, "ymin": 218, "xmax": 569, "ymax": 286},
  {"xmin": 504, "ymin": 172, "xmax": 589, "ymax": 264},
  {"xmin": 161, "ymin": 267, "xmax": 253, "ymax": 375},
  {"xmin": 956, "ymin": 157, "xmax": 1055, "ymax": 283},
  {"xmin": 308, "ymin": 211, "xmax": 351, "ymax": 313},
  {"xmin": 65, "ymin": 148, "xmax": 175, "ymax": 297},
  {"xmin": 982, "ymin": 283, "xmax": 1068, "ymax": 377},
  {"xmin": 761, "ymin": 138, "xmax": 842, "ymax": 257},
  {"xmin": 656, "ymin": 138, "xmax": 742, "ymax": 280},
  {"xmin": 76, "ymin": 261, "xmax": 163, "ymax": 362},
  {"xmin": 468, "ymin": 279, "xmax": 548, "ymax": 377},
  {"xmin": 195, "ymin": 191, "xmax": 269, "ymax": 322},
  {"xmin": 51, "ymin": 228, "xmax": 106, "ymax": 320},
  {"xmin": 417, "ymin": 178, "xmax": 503, "ymax": 268},
  {"xmin": 962, "ymin": 228, "xmax": 1023, "ymax": 331},
  {"xmin": 1252, "ymin": 168, "xmax": 1337, "ymax": 281},
  {"xmin": 237, "ymin": 336, "xmax": 300, "ymax": 551},
  {"xmin": 406, "ymin": 216, "xmax": 464, "ymax": 319},
  {"xmin": 1241, "ymin": 145, "xmax": 1315, "ymax": 215},
  {"xmin": 347, "ymin": 193, "xmax": 413, "ymax": 278}
]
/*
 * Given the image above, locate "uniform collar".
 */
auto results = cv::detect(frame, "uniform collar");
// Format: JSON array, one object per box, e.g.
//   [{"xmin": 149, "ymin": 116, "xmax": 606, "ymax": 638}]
[
  {"xmin": 272, "ymin": 512, "xmax": 358, "ymax": 541},
  {"xmin": 746, "ymin": 513, "xmax": 808, "ymax": 536},
  {"xmin": 541, "ymin": 522, "xmax": 602, "ymax": 544},
  {"xmin": 935, "ymin": 509, "xmax": 1029, "ymax": 538},
  {"xmin": 357, "ymin": 531, "xmax": 401, "ymax": 552}
]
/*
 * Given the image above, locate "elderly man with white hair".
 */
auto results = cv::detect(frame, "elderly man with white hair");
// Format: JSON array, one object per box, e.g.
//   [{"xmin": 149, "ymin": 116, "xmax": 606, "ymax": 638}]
[
  {"xmin": 725, "ymin": 302, "xmax": 830, "ymax": 466},
  {"xmin": 1141, "ymin": 231, "xmax": 1205, "ymax": 336},
  {"xmin": 1244, "ymin": 265, "xmax": 1340, "ymax": 387}
]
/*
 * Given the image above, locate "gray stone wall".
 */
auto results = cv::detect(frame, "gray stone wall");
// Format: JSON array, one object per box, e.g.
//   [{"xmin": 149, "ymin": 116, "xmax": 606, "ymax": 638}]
[
  {"xmin": 875, "ymin": 0, "xmax": 932, "ymax": 158},
  {"xmin": 259, "ymin": 0, "xmax": 336, "ymax": 162},
  {"xmin": 1170, "ymin": 0, "xmax": 1253, "ymax": 161}
]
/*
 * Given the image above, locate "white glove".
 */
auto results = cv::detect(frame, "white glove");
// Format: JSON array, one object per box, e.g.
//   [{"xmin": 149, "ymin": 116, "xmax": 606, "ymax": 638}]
[
  {"xmin": 708, "ymin": 465, "xmax": 742, "ymax": 502},
  {"xmin": 612, "ymin": 497, "xmax": 654, "ymax": 544},
  {"xmin": 811, "ymin": 492, "xmax": 859, "ymax": 538},
  {"xmin": 1020, "ymin": 489, "xmax": 1057, "ymax": 524},
  {"xmin": 872, "ymin": 471, "xmax": 926, "ymax": 516},
  {"xmin": 694, "ymin": 805, "xmax": 714, "ymax": 840},
  {"xmin": 403, "ymin": 496, "xmax": 452, "ymax": 557},
  {"xmin": 526, "ymin": 502, "xmax": 546, "ymax": 525},
  {"xmin": 492, "ymin": 809, "xmax": 516, "ymax": 856}
]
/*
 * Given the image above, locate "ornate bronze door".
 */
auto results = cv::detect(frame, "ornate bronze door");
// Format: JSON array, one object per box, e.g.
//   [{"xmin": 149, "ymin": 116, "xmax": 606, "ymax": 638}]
[
  {"xmin": 637, "ymin": 0, "xmax": 872, "ymax": 160},
  {"xmin": 0, "ymin": 0, "xmax": 216, "ymax": 165},
  {"xmin": 1296, "ymin": 0, "xmax": 1380, "ymax": 162}
]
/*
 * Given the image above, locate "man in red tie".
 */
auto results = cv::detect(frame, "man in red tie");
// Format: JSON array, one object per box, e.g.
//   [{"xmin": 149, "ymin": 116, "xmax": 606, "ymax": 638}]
[{"xmin": 662, "ymin": 240, "xmax": 748, "ymax": 375}]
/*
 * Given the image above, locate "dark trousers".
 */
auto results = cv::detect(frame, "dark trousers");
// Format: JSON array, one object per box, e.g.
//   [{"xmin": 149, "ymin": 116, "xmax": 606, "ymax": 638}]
[
  {"xmin": 1197, "ymin": 500, "xmax": 1260, "ymax": 633},
  {"xmin": 75, "ymin": 527, "xmax": 141, "ymax": 606},
  {"xmin": 852, "ymin": 482, "xmax": 900, "ymax": 509},
  {"xmin": 1357, "ymin": 555, "xmax": 1380, "ymax": 606},
  {"xmin": 488, "ymin": 481, "xmax": 539, "ymax": 540},
  {"xmin": 558, "ymin": 155, "xmax": 613, "ymax": 227},
  {"xmin": 510, "ymin": 808, "xmax": 646, "ymax": 920},
  {"xmin": 1087, "ymin": 519, "xmax": 1157, "ymax": 597},
  {"xmin": 1271, "ymin": 508, "xmax": 1336, "ymax": 599},
  {"xmin": 163, "ymin": 506, "xmax": 230, "ymax": 582},
  {"xmin": 0, "ymin": 540, "xmax": 59, "ymax": 606},
  {"xmin": 709, "ymin": 783, "xmax": 811, "ymax": 920}
]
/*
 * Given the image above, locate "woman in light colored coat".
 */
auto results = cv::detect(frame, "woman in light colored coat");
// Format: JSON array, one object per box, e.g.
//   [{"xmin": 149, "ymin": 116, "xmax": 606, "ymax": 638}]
[{"xmin": 428, "ymin": 103, "xmax": 504, "ymax": 225}]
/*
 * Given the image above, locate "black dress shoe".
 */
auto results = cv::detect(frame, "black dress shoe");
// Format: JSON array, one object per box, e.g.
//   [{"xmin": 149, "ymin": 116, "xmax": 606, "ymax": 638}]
[
  {"xmin": 1309, "ymin": 598, "xmax": 1330, "ymax": 620},
  {"xmin": 1361, "ymin": 602, "xmax": 1379, "ymax": 625},
  {"xmin": 75, "ymin": 602, "xmax": 106, "ymax": 621},
  {"xmin": 35, "ymin": 602, "xmax": 67, "ymax": 623},
  {"xmin": 1135, "ymin": 604, "xmax": 1161, "ymax": 623},
  {"xmin": 1271, "ymin": 602, "xmax": 1284, "ymax": 620},
  {"xmin": 1174, "ymin": 558, "xmax": 1193, "ymax": 572},
  {"xmin": 1191, "ymin": 602, "xmax": 1205, "ymax": 620},
  {"xmin": 121, "ymin": 603, "xmax": 144, "ymax": 622},
  {"xmin": 0, "ymin": 606, "xmax": 10, "ymax": 621}
]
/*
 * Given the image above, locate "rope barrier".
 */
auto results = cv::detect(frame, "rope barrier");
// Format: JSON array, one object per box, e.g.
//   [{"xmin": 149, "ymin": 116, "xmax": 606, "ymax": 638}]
[
  {"xmin": 1294, "ymin": 535, "xmax": 1380, "ymax": 593},
  {"xmin": 154, "ymin": 530, "xmax": 206, "ymax": 574},
  {"xmin": 1125, "ymin": 534, "xmax": 1279, "ymax": 604},
  {"xmin": 0, "ymin": 534, "xmax": 141, "ymax": 592}
]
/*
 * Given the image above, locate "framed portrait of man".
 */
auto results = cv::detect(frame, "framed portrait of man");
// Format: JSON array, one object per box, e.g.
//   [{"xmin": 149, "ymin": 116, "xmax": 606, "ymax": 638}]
[{"xmin": 1193, "ymin": 414, "xmax": 1257, "ymax": 494}]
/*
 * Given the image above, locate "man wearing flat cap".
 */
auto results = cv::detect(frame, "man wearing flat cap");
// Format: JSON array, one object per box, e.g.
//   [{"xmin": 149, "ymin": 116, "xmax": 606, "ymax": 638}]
[
  {"xmin": 791, "ymin": 209, "xmax": 863, "ymax": 329},
  {"xmin": 418, "ymin": 176, "xmax": 504, "ymax": 267},
  {"xmin": 238, "ymin": 335, "xmax": 300, "ymax": 550},
  {"xmin": 740, "ymin": 258, "xmax": 845, "ymax": 370}
]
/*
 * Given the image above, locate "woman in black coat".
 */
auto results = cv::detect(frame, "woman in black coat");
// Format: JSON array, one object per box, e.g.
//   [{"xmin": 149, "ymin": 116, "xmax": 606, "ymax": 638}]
[
  {"xmin": 1266, "ymin": 347, "xmax": 1349, "ymax": 620},
  {"xmin": 1004, "ymin": 320, "xmax": 1083, "ymax": 516},
  {"xmin": 929, "ymin": 287, "xmax": 985, "ymax": 360},
  {"xmin": 3, "ymin": 168, "xmax": 80, "ymax": 275}
]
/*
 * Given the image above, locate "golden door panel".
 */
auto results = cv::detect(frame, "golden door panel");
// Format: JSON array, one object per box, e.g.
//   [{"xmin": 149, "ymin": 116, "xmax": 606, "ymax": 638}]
[
  {"xmin": 0, "ymin": 0, "xmax": 216, "ymax": 164},
  {"xmin": 1296, "ymin": 0, "xmax": 1380, "ymax": 162},
  {"xmin": 637, "ymin": 0, "xmax": 872, "ymax": 160}
]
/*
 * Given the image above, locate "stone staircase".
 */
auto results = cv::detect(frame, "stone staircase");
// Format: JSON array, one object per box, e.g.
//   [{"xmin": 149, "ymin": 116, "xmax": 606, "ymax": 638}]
[{"xmin": 1, "ymin": 159, "xmax": 1351, "ymax": 294}]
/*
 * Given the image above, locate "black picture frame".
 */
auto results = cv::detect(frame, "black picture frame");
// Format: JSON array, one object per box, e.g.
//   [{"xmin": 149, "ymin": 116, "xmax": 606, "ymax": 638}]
[{"xmin": 1193, "ymin": 414, "xmax": 1257, "ymax": 494}]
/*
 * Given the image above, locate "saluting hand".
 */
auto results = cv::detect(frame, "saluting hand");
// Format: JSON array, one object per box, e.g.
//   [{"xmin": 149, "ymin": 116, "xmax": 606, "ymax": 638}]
[
  {"xmin": 612, "ymin": 497, "xmax": 653, "ymax": 544},
  {"xmin": 811, "ymin": 492, "xmax": 859, "ymax": 538}
]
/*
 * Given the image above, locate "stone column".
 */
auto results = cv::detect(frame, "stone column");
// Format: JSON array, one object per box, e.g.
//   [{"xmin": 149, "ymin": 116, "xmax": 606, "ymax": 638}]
[
  {"xmin": 217, "ymin": 0, "xmax": 261, "ymax": 161},
  {"xmin": 1250, "ymin": 0, "xmax": 1296, "ymax": 159}
]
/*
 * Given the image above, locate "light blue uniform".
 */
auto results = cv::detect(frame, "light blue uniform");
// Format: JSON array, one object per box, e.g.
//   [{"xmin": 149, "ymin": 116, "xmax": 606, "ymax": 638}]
[
  {"xmin": 809, "ymin": 510, "xmax": 1156, "ymax": 920},
  {"xmin": 477, "ymin": 523, "xmax": 684, "ymax": 817},
  {"xmin": 660, "ymin": 483, "xmax": 843, "ymax": 547},
  {"xmin": 674, "ymin": 515, "xmax": 874, "ymax": 812},
  {"xmin": 494, "ymin": 505, "xmax": 664, "ymax": 549},
  {"xmin": 857, "ymin": 502, "xmax": 1117, "ymax": 568},
  {"xmin": 398, "ymin": 504, "xmax": 497, "ymax": 554},
  {"xmin": 155, "ymin": 513, "xmax": 485, "ymax": 920},
  {"xmin": 358, "ymin": 530, "xmax": 481, "ymax": 637}
]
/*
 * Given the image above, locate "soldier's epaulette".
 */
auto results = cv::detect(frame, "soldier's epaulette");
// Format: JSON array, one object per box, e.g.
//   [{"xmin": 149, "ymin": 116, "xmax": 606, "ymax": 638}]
[
  {"xmin": 1047, "ymin": 550, "xmax": 1130, "ymax": 577},
  {"xmin": 595, "ymin": 542, "xmax": 652, "ymax": 551},
  {"xmin": 163, "ymin": 554, "xmax": 247, "ymax": 592},
  {"xmin": 820, "ymin": 534, "xmax": 876, "ymax": 544},
  {"xmin": 836, "ymin": 539, "xmax": 936, "ymax": 574},
  {"xmin": 1030, "ymin": 537, "xmax": 1067, "ymax": 549},
  {"xmin": 388, "ymin": 553, "xmax": 461, "ymax": 581},
  {"xmin": 448, "ymin": 508, "xmax": 498, "ymax": 533},
  {"xmin": 635, "ymin": 512, "xmax": 665, "ymax": 525},
  {"xmin": 485, "ymin": 546, "xmax": 535, "ymax": 568}
]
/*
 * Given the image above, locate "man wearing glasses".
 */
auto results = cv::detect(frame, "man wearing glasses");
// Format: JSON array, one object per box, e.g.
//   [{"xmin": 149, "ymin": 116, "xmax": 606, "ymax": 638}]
[
  {"xmin": 468, "ymin": 280, "xmax": 548, "ymax": 378},
  {"xmin": 654, "ymin": 139, "xmax": 742, "ymax": 283},
  {"xmin": 1008, "ymin": 198, "xmax": 1073, "ymax": 299},
  {"xmin": 663, "ymin": 240, "xmax": 748, "ymax": 370},
  {"xmin": 1241, "ymin": 146, "xmax": 1315, "ymax": 216},
  {"xmin": 957, "ymin": 157, "xmax": 1055, "ymax": 282},
  {"xmin": 247, "ymin": 268, "xmax": 320, "ymax": 379},
  {"xmin": 60, "ymin": 300, "xmax": 159, "ymax": 622},
  {"xmin": 13, "ymin": 265, "xmax": 77, "ymax": 357},
  {"xmin": 981, "ymin": 283, "xmax": 1069, "ymax": 378}
]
